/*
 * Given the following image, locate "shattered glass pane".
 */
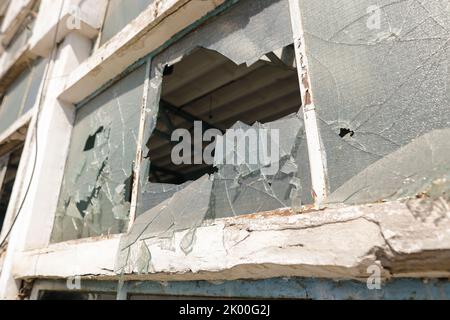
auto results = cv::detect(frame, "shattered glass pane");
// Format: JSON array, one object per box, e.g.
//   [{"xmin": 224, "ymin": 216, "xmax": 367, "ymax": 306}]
[
  {"xmin": 296, "ymin": 0, "xmax": 450, "ymax": 204},
  {"xmin": 138, "ymin": 181, "xmax": 192, "ymax": 215},
  {"xmin": 211, "ymin": 114, "xmax": 306, "ymax": 219},
  {"xmin": 100, "ymin": 0, "xmax": 154, "ymax": 46},
  {"xmin": 0, "ymin": 58, "xmax": 47, "ymax": 135},
  {"xmin": 51, "ymin": 65, "xmax": 146, "ymax": 243},
  {"xmin": 117, "ymin": 175, "xmax": 213, "ymax": 274},
  {"xmin": 152, "ymin": 0, "xmax": 294, "ymax": 67},
  {"xmin": 117, "ymin": 0, "xmax": 308, "ymax": 273},
  {"xmin": 139, "ymin": 0, "xmax": 303, "ymax": 217}
]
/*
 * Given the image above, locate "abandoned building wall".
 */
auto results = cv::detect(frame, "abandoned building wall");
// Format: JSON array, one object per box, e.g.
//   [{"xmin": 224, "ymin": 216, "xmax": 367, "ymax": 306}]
[
  {"xmin": 0, "ymin": 0, "xmax": 448, "ymax": 300},
  {"xmin": 0, "ymin": 0, "xmax": 108, "ymax": 298}
]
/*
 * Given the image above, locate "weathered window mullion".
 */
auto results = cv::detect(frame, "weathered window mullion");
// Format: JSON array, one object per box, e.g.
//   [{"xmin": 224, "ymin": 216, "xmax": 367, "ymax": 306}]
[{"xmin": 288, "ymin": 0, "xmax": 328, "ymax": 208}]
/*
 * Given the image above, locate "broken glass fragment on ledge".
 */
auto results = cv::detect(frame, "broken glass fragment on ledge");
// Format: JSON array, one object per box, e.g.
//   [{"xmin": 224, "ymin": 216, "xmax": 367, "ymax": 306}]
[
  {"xmin": 117, "ymin": 112, "xmax": 308, "ymax": 274},
  {"xmin": 116, "ymin": 175, "xmax": 213, "ymax": 274}
]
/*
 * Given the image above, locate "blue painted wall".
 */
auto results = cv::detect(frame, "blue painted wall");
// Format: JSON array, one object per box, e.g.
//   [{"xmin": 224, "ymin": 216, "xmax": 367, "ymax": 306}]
[{"xmin": 121, "ymin": 278, "xmax": 450, "ymax": 300}]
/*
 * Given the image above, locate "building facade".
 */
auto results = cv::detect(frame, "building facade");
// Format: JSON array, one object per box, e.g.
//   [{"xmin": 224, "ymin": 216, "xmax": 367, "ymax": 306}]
[{"xmin": 0, "ymin": 0, "xmax": 449, "ymax": 300}]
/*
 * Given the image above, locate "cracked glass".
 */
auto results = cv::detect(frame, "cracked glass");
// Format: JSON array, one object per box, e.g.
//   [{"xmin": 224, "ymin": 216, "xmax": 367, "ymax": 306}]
[
  {"xmin": 51, "ymin": 64, "xmax": 146, "ymax": 243},
  {"xmin": 295, "ymin": 0, "xmax": 450, "ymax": 204},
  {"xmin": 115, "ymin": 0, "xmax": 450, "ymax": 274},
  {"xmin": 116, "ymin": 0, "xmax": 309, "ymax": 274}
]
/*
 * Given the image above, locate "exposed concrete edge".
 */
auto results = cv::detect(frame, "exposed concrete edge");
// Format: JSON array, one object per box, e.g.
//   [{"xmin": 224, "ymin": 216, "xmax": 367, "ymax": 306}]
[
  {"xmin": 29, "ymin": 14, "xmax": 99, "ymax": 58},
  {"xmin": 12, "ymin": 200, "xmax": 450, "ymax": 282},
  {"xmin": 59, "ymin": 0, "xmax": 228, "ymax": 104}
]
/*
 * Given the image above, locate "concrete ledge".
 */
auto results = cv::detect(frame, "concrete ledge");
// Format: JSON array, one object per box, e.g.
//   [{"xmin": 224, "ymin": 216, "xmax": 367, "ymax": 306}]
[
  {"xmin": 59, "ymin": 0, "xmax": 229, "ymax": 104},
  {"xmin": 12, "ymin": 200, "xmax": 450, "ymax": 282},
  {"xmin": 29, "ymin": 14, "xmax": 98, "ymax": 58},
  {"xmin": 29, "ymin": 0, "xmax": 107, "ymax": 57}
]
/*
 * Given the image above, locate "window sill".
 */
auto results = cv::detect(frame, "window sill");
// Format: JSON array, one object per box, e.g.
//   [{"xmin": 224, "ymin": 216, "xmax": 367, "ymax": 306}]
[{"xmin": 12, "ymin": 199, "xmax": 450, "ymax": 282}]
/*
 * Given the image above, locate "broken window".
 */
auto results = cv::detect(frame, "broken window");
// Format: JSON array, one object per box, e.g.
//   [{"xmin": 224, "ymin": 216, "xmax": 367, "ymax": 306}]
[
  {"xmin": 117, "ymin": 0, "xmax": 309, "ymax": 274},
  {"xmin": 0, "ymin": 58, "xmax": 46, "ymax": 136},
  {"xmin": 147, "ymin": 47, "xmax": 300, "ymax": 182},
  {"xmin": 49, "ymin": 0, "xmax": 448, "ymax": 271},
  {"xmin": 99, "ymin": 0, "xmax": 153, "ymax": 46},
  {"xmin": 143, "ymin": 46, "xmax": 303, "ymax": 217},
  {"xmin": 138, "ymin": 0, "xmax": 306, "ymax": 216},
  {"xmin": 0, "ymin": 145, "xmax": 24, "ymax": 235},
  {"xmin": 293, "ymin": 0, "xmax": 450, "ymax": 205},
  {"xmin": 51, "ymin": 64, "xmax": 146, "ymax": 243}
]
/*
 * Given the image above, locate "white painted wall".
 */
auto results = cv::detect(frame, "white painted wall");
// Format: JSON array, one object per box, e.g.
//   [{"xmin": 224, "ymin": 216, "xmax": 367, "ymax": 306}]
[
  {"xmin": 0, "ymin": 0, "xmax": 101, "ymax": 299},
  {"xmin": 0, "ymin": 31, "xmax": 93, "ymax": 299},
  {"xmin": 30, "ymin": 0, "xmax": 107, "ymax": 57}
]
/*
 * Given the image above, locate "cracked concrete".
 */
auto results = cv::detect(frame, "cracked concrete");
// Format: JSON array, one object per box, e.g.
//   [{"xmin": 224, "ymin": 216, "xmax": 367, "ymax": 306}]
[{"xmin": 110, "ymin": 198, "xmax": 450, "ymax": 281}]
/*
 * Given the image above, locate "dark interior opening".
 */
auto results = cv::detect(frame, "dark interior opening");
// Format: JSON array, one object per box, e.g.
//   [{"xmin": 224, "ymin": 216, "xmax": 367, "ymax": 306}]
[
  {"xmin": 147, "ymin": 46, "xmax": 301, "ymax": 185},
  {"xmin": 0, "ymin": 145, "xmax": 24, "ymax": 233},
  {"xmin": 339, "ymin": 128, "xmax": 355, "ymax": 138}
]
